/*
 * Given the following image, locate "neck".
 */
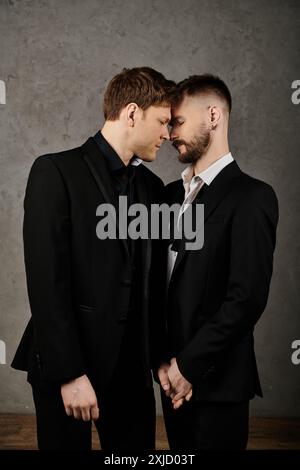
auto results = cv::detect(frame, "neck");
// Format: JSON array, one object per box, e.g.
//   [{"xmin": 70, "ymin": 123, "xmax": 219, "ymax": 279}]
[
  {"xmin": 101, "ymin": 122, "xmax": 134, "ymax": 166},
  {"xmin": 193, "ymin": 137, "xmax": 230, "ymax": 175}
]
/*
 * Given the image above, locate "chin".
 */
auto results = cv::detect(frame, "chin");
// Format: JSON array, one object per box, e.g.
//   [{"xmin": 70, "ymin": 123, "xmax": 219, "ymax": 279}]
[
  {"xmin": 178, "ymin": 151, "xmax": 187, "ymax": 161},
  {"xmin": 141, "ymin": 153, "xmax": 156, "ymax": 162}
]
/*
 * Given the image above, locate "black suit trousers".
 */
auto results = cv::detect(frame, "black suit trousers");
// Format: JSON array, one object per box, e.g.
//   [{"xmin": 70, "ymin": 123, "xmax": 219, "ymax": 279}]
[
  {"xmin": 161, "ymin": 391, "xmax": 249, "ymax": 451},
  {"xmin": 32, "ymin": 324, "xmax": 156, "ymax": 451}
]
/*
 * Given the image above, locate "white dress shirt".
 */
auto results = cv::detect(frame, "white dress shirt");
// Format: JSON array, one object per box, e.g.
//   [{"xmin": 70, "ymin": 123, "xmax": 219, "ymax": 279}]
[{"xmin": 167, "ymin": 152, "xmax": 234, "ymax": 285}]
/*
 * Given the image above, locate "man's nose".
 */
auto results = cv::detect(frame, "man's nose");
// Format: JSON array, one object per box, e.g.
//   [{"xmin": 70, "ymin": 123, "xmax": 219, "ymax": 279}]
[
  {"xmin": 170, "ymin": 129, "xmax": 178, "ymax": 142},
  {"xmin": 162, "ymin": 128, "xmax": 170, "ymax": 141}
]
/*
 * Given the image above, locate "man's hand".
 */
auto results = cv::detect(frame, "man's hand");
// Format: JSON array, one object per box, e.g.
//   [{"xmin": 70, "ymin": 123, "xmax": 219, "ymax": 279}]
[
  {"xmin": 61, "ymin": 374, "xmax": 99, "ymax": 422},
  {"xmin": 168, "ymin": 358, "xmax": 193, "ymax": 409}
]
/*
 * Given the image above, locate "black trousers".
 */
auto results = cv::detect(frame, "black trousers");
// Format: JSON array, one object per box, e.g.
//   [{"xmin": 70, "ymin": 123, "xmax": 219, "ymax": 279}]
[
  {"xmin": 32, "ymin": 381, "xmax": 155, "ymax": 451},
  {"xmin": 32, "ymin": 325, "xmax": 156, "ymax": 451},
  {"xmin": 161, "ymin": 391, "xmax": 249, "ymax": 451}
]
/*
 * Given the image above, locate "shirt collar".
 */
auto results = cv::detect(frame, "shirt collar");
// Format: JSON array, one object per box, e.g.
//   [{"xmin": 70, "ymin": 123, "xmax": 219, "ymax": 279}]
[
  {"xmin": 181, "ymin": 152, "xmax": 234, "ymax": 186},
  {"xmin": 93, "ymin": 130, "xmax": 142, "ymax": 173}
]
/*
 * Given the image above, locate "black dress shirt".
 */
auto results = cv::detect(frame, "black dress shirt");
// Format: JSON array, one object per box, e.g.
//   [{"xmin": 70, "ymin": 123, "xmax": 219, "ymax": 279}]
[
  {"xmin": 93, "ymin": 132, "xmax": 145, "ymax": 377},
  {"xmin": 93, "ymin": 131, "xmax": 137, "ymax": 205}
]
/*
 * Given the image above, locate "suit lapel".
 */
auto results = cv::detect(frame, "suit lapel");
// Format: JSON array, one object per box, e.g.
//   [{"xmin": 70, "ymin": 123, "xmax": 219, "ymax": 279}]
[
  {"xmin": 80, "ymin": 137, "xmax": 130, "ymax": 261},
  {"xmin": 166, "ymin": 181, "xmax": 185, "ymax": 206},
  {"xmin": 134, "ymin": 165, "xmax": 152, "ymax": 276},
  {"xmin": 172, "ymin": 161, "xmax": 242, "ymax": 275}
]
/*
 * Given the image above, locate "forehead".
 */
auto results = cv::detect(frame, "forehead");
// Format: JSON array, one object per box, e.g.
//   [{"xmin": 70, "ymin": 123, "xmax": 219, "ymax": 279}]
[
  {"xmin": 171, "ymin": 95, "xmax": 201, "ymax": 118},
  {"xmin": 147, "ymin": 104, "xmax": 171, "ymax": 120}
]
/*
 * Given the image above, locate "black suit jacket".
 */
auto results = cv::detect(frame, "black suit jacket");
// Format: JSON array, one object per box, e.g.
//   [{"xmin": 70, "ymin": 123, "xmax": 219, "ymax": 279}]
[
  {"xmin": 11, "ymin": 137, "xmax": 165, "ymax": 391},
  {"xmin": 165, "ymin": 161, "xmax": 279, "ymax": 402}
]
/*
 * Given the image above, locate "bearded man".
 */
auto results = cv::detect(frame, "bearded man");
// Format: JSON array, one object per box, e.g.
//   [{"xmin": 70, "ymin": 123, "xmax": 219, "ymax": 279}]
[{"xmin": 158, "ymin": 74, "xmax": 279, "ymax": 450}]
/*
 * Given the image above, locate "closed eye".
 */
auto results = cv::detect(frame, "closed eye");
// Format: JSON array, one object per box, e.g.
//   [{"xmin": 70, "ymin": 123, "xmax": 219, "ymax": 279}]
[
  {"xmin": 172, "ymin": 122, "xmax": 183, "ymax": 129},
  {"xmin": 170, "ymin": 118, "xmax": 184, "ymax": 127},
  {"xmin": 159, "ymin": 119, "xmax": 170, "ymax": 125}
]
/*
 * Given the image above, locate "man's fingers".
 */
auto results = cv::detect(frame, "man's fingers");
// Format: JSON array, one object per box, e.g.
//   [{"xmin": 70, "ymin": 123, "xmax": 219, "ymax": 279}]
[
  {"xmin": 73, "ymin": 407, "xmax": 82, "ymax": 420},
  {"xmin": 172, "ymin": 387, "xmax": 193, "ymax": 403},
  {"xmin": 91, "ymin": 404, "xmax": 100, "ymax": 421},
  {"xmin": 66, "ymin": 405, "xmax": 98, "ymax": 421},
  {"xmin": 65, "ymin": 406, "xmax": 73, "ymax": 417},
  {"xmin": 173, "ymin": 398, "xmax": 184, "ymax": 409},
  {"xmin": 158, "ymin": 368, "xmax": 173, "ymax": 397},
  {"xmin": 162, "ymin": 381, "xmax": 170, "ymax": 392},
  {"xmin": 171, "ymin": 388, "xmax": 193, "ymax": 409},
  {"xmin": 172, "ymin": 390, "xmax": 186, "ymax": 402},
  {"xmin": 162, "ymin": 381, "xmax": 173, "ymax": 397},
  {"xmin": 81, "ymin": 407, "xmax": 91, "ymax": 422},
  {"xmin": 158, "ymin": 370, "xmax": 170, "ymax": 391}
]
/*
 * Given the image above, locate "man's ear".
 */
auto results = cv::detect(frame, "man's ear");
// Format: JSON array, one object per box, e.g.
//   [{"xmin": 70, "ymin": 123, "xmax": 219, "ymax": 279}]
[
  {"xmin": 126, "ymin": 103, "xmax": 139, "ymax": 127},
  {"xmin": 209, "ymin": 105, "xmax": 221, "ymax": 129}
]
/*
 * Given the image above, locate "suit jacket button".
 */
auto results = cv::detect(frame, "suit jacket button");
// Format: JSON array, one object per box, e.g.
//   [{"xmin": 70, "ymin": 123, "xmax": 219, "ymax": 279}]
[{"xmin": 118, "ymin": 312, "xmax": 127, "ymax": 323}]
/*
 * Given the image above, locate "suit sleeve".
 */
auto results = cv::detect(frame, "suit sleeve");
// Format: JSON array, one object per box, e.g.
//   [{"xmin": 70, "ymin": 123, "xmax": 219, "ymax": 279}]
[
  {"xmin": 149, "ymin": 179, "xmax": 170, "ymax": 377},
  {"xmin": 23, "ymin": 155, "xmax": 86, "ymax": 382},
  {"xmin": 176, "ymin": 183, "xmax": 279, "ymax": 385}
]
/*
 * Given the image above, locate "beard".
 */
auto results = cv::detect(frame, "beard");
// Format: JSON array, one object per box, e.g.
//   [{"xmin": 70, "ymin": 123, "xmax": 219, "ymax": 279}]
[{"xmin": 173, "ymin": 122, "xmax": 211, "ymax": 164}]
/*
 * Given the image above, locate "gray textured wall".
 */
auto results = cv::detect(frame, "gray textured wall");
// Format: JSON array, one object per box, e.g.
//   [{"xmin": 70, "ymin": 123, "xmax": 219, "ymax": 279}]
[{"xmin": 0, "ymin": 0, "xmax": 299, "ymax": 417}]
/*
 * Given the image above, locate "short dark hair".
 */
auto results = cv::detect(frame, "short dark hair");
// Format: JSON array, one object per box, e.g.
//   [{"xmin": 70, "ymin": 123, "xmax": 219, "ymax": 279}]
[
  {"xmin": 176, "ymin": 74, "xmax": 232, "ymax": 112},
  {"xmin": 103, "ymin": 67, "xmax": 177, "ymax": 121}
]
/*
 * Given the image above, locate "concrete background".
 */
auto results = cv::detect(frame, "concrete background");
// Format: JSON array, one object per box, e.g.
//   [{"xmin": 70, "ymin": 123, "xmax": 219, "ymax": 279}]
[{"xmin": 0, "ymin": 0, "xmax": 299, "ymax": 416}]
